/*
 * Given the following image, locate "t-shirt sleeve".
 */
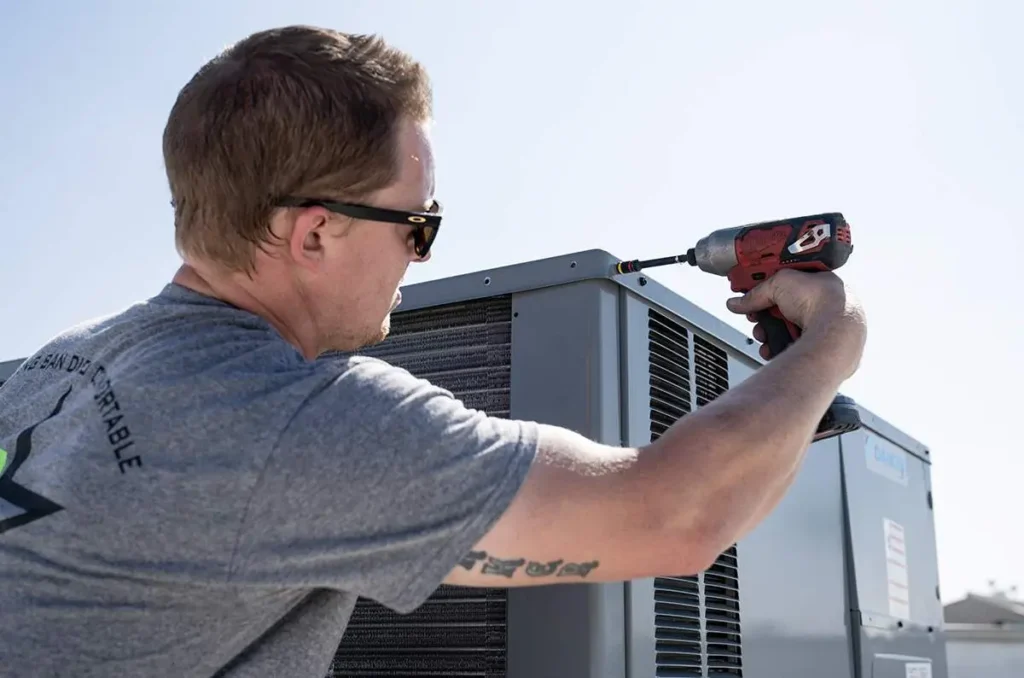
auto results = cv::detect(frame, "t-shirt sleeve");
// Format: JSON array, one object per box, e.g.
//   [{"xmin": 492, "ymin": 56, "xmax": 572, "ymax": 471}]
[{"xmin": 228, "ymin": 356, "xmax": 540, "ymax": 613}]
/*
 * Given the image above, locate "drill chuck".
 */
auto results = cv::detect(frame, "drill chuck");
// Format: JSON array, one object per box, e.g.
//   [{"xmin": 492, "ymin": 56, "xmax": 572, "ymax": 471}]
[
  {"xmin": 614, "ymin": 252, "xmax": 696, "ymax": 275},
  {"xmin": 612, "ymin": 229, "xmax": 742, "ymax": 277}
]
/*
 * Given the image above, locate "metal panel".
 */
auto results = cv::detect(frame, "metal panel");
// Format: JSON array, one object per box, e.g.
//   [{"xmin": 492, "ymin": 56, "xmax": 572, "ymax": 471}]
[
  {"xmin": 733, "ymin": 432, "xmax": 856, "ymax": 678},
  {"xmin": 503, "ymin": 279, "xmax": 627, "ymax": 678},
  {"xmin": 840, "ymin": 423, "xmax": 948, "ymax": 678},
  {"xmin": 719, "ymin": 326, "xmax": 857, "ymax": 678},
  {"xmin": 0, "ymin": 359, "xmax": 21, "ymax": 386}
]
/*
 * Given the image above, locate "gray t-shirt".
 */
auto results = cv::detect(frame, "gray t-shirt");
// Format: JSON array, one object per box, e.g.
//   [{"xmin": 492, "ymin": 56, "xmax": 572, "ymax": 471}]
[{"xmin": 0, "ymin": 282, "xmax": 539, "ymax": 677}]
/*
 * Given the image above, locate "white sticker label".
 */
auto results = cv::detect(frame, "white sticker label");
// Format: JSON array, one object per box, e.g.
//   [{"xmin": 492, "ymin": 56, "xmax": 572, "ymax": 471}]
[
  {"xmin": 866, "ymin": 435, "xmax": 909, "ymax": 486},
  {"xmin": 885, "ymin": 518, "xmax": 910, "ymax": 620},
  {"xmin": 906, "ymin": 662, "xmax": 932, "ymax": 678}
]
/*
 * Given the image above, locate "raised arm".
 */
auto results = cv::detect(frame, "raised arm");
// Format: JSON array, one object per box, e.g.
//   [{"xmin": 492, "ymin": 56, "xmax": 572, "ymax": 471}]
[{"xmin": 445, "ymin": 269, "xmax": 866, "ymax": 586}]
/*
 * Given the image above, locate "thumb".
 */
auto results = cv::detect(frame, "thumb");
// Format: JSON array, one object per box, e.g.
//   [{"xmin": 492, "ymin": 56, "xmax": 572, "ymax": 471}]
[{"xmin": 726, "ymin": 281, "xmax": 774, "ymax": 314}]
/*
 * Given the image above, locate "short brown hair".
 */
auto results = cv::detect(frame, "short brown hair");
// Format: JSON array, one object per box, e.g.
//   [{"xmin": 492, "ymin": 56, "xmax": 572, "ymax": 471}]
[{"xmin": 163, "ymin": 25, "xmax": 432, "ymax": 271}]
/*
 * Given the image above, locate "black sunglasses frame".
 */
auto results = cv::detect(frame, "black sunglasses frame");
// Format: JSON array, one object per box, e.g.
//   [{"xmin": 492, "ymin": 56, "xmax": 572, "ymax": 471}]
[{"xmin": 274, "ymin": 197, "xmax": 442, "ymax": 258}]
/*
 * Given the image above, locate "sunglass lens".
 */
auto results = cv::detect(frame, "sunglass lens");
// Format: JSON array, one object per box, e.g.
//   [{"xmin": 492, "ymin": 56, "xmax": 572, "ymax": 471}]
[{"xmin": 415, "ymin": 225, "xmax": 438, "ymax": 257}]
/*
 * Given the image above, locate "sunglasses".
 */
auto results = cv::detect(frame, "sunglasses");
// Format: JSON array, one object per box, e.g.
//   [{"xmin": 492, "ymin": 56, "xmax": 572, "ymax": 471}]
[{"xmin": 274, "ymin": 196, "xmax": 442, "ymax": 258}]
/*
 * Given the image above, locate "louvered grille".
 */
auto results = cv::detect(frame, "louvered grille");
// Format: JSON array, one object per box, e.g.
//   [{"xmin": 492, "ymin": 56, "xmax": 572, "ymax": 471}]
[
  {"xmin": 349, "ymin": 297, "xmax": 514, "ymax": 417},
  {"xmin": 694, "ymin": 335, "xmax": 729, "ymax": 408},
  {"xmin": 653, "ymin": 576, "xmax": 704, "ymax": 676},
  {"xmin": 328, "ymin": 587, "xmax": 508, "ymax": 677},
  {"xmin": 648, "ymin": 309, "xmax": 742, "ymax": 677},
  {"xmin": 648, "ymin": 309, "xmax": 692, "ymax": 438},
  {"xmin": 704, "ymin": 545, "xmax": 742, "ymax": 676},
  {"xmin": 328, "ymin": 296, "xmax": 513, "ymax": 678}
]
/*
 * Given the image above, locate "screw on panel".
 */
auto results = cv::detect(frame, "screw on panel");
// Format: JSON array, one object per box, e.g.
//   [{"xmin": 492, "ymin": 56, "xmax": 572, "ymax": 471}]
[
  {"xmin": 483, "ymin": 277, "xmax": 491, "ymax": 286},
  {"xmin": 570, "ymin": 261, "xmax": 577, "ymax": 268},
  {"xmin": 638, "ymin": 276, "xmax": 648, "ymax": 286}
]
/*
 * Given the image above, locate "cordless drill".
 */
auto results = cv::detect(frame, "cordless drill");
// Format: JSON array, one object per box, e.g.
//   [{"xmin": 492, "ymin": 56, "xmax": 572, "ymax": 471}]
[{"xmin": 615, "ymin": 212, "xmax": 862, "ymax": 442}]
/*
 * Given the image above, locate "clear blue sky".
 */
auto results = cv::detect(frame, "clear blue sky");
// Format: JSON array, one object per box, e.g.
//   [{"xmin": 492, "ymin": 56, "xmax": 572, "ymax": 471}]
[{"xmin": 2, "ymin": 1, "xmax": 1020, "ymax": 604}]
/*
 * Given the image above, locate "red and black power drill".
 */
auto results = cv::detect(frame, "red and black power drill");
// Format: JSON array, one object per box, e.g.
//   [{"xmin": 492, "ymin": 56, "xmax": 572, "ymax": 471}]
[{"xmin": 615, "ymin": 212, "xmax": 861, "ymax": 442}]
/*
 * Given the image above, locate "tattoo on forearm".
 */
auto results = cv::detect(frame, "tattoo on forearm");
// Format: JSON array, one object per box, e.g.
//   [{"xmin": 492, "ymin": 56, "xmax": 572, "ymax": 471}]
[
  {"xmin": 458, "ymin": 551, "xmax": 600, "ymax": 579},
  {"xmin": 526, "ymin": 559, "xmax": 562, "ymax": 576},
  {"xmin": 481, "ymin": 556, "xmax": 526, "ymax": 578},
  {"xmin": 557, "ymin": 560, "xmax": 598, "ymax": 577}
]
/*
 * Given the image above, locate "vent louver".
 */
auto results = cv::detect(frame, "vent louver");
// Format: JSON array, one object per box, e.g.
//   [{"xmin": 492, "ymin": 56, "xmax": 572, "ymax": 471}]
[
  {"xmin": 648, "ymin": 309, "xmax": 743, "ymax": 677},
  {"xmin": 694, "ymin": 335, "xmax": 729, "ymax": 408},
  {"xmin": 327, "ymin": 296, "xmax": 513, "ymax": 678},
  {"xmin": 648, "ymin": 308, "xmax": 693, "ymax": 438}
]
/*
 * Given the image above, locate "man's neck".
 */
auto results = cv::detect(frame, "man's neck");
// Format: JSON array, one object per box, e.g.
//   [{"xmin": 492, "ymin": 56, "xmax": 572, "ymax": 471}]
[
  {"xmin": 172, "ymin": 264, "xmax": 223, "ymax": 300},
  {"xmin": 171, "ymin": 264, "xmax": 321, "ymax": 360}
]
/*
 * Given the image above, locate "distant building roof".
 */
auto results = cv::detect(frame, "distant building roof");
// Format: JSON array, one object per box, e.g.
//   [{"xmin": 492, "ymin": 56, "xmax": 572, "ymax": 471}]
[{"xmin": 945, "ymin": 592, "xmax": 1024, "ymax": 625}]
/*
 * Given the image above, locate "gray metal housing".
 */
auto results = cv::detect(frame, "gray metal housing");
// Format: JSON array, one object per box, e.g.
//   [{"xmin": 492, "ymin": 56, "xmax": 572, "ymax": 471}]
[
  {"xmin": 330, "ymin": 248, "xmax": 948, "ymax": 678},
  {"xmin": 0, "ymin": 359, "xmax": 19, "ymax": 385}
]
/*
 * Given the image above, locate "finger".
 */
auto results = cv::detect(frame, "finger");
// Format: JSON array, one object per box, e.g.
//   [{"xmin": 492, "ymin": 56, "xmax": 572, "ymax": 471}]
[
  {"xmin": 726, "ymin": 280, "xmax": 775, "ymax": 314},
  {"xmin": 746, "ymin": 313, "xmax": 758, "ymax": 323},
  {"xmin": 760, "ymin": 344, "xmax": 772, "ymax": 360},
  {"xmin": 753, "ymin": 324, "xmax": 766, "ymax": 343}
]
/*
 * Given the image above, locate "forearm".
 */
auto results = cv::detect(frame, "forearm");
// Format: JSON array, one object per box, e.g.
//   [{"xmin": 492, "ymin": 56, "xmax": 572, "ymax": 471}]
[{"xmin": 643, "ymin": 325, "xmax": 860, "ymax": 555}]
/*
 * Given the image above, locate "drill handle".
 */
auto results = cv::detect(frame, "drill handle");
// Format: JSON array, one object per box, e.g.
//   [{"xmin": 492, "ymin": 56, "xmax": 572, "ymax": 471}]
[
  {"xmin": 755, "ymin": 307, "xmax": 802, "ymax": 357},
  {"xmin": 754, "ymin": 307, "xmax": 862, "ymax": 441}
]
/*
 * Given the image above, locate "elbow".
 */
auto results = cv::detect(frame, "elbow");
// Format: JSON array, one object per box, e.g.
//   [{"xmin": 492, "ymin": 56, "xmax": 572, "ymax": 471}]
[
  {"xmin": 639, "ymin": 528, "xmax": 721, "ymax": 578},
  {"xmin": 666, "ymin": 521, "xmax": 729, "ymax": 576},
  {"xmin": 638, "ymin": 504, "xmax": 729, "ymax": 577}
]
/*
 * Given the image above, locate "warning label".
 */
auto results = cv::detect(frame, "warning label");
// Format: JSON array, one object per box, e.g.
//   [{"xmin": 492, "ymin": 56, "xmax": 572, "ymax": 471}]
[
  {"xmin": 905, "ymin": 662, "xmax": 932, "ymax": 678},
  {"xmin": 884, "ymin": 517, "xmax": 910, "ymax": 620}
]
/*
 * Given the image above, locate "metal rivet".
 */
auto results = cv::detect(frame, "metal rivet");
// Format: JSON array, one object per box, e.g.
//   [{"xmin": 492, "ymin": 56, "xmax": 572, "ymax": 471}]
[
  {"xmin": 638, "ymin": 276, "xmax": 648, "ymax": 286},
  {"xmin": 483, "ymin": 277, "xmax": 491, "ymax": 285},
  {"xmin": 570, "ymin": 261, "xmax": 577, "ymax": 268}
]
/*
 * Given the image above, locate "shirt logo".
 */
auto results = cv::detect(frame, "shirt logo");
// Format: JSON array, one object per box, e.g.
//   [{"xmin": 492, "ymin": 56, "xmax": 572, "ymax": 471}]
[{"xmin": 0, "ymin": 385, "xmax": 71, "ymax": 535}]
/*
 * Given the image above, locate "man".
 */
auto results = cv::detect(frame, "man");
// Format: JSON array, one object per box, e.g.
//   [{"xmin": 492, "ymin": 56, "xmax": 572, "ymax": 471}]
[{"xmin": 0, "ymin": 25, "xmax": 867, "ymax": 678}]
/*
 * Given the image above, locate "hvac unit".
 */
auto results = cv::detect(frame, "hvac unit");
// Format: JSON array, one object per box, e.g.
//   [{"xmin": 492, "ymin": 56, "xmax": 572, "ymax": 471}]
[
  {"xmin": 0, "ymin": 360, "xmax": 18, "ymax": 388},
  {"xmin": 0, "ymin": 250, "xmax": 948, "ymax": 677},
  {"xmin": 323, "ymin": 249, "xmax": 948, "ymax": 678}
]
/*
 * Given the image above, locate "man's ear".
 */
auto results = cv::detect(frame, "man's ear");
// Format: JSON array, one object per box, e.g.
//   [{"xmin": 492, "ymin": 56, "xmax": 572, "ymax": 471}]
[{"xmin": 288, "ymin": 207, "xmax": 332, "ymax": 271}]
